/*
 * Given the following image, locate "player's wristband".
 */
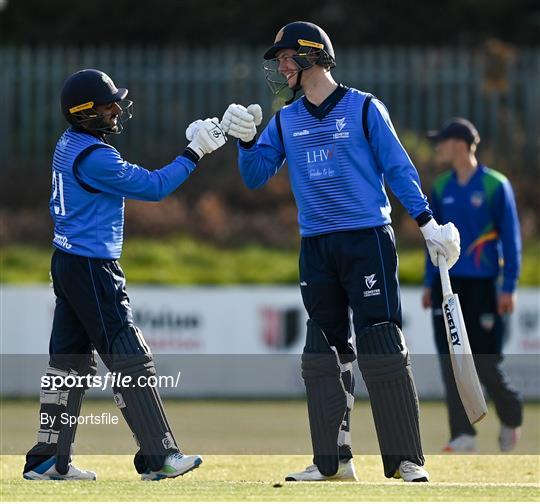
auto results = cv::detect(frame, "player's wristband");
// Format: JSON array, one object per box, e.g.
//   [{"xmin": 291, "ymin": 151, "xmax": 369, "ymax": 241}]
[
  {"xmin": 416, "ymin": 212, "xmax": 433, "ymax": 227},
  {"xmin": 182, "ymin": 147, "xmax": 200, "ymax": 164},
  {"xmin": 239, "ymin": 138, "xmax": 256, "ymax": 149}
]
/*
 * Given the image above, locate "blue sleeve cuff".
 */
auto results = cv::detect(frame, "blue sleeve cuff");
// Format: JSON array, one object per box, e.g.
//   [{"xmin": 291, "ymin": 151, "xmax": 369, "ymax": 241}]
[{"xmin": 502, "ymin": 278, "xmax": 517, "ymax": 293}]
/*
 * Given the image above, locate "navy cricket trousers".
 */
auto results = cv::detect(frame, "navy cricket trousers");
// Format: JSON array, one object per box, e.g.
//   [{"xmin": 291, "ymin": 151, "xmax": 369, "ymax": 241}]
[
  {"xmin": 48, "ymin": 248, "xmax": 134, "ymax": 373},
  {"xmin": 299, "ymin": 225, "xmax": 402, "ymax": 356},
  {"xmin": 24, "ymin": 248, "xmax": 136, "ymax": 472}
]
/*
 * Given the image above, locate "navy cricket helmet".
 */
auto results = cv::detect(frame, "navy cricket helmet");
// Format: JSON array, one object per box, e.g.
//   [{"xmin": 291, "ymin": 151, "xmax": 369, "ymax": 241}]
[
  {"xmin": 263, "ymin": 21, "xmax": 336, "ymax": 67},
  {"xmin": 60, "ymin": 69, "xmax": 132, "ymax": 135},
  {"xmin": 263, "ymin": 21, "xmax": 336, "ymax": 99}
]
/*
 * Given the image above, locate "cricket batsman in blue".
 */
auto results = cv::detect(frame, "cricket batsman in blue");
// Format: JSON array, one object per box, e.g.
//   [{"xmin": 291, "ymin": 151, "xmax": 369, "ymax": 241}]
[
  {"xmin": 23, "ymin": 69, "xmax": 226, "ymax": 480},
  {"xmin": 217, "ymin": 21, "xmax": 462, "ymax": 482}
]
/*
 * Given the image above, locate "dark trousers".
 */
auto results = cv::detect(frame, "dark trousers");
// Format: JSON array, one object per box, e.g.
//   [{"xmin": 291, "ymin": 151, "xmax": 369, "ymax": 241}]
[
  {"xmin": 25, "ymin": 248, "xmax": 137, "ymax": 472},
  {"xmin": 299, "ymin": 225, "xmax": 402, "ymax": 354},
  {"xmin": 48, "ymin": 248, "xmax": 133, "ymax": 369},
  {"xmin": 299, "ymin": 225, "xmax": 424, "ymax": 475},
  {"xmin": 431, "ymin": 276, "xmax": 523, "ymax": 439}
]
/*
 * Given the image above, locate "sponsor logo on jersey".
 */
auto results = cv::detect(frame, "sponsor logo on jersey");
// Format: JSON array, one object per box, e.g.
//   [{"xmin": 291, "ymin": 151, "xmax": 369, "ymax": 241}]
[
  {"xmin": 306, "ymin": 144, "xmax": 339, "ymax": 179},
  {"xmin": 306, "ymin": 144, "xmax": 340, "ymax": 180},
  {"xmin": 363, "ymin": 273, "xmax": 380, "ymax": 297},
  {"xmin": 307, "ymin": 145, "xmax": 335, "ymax": 164},
  {"xmin": 293, "ymin": 129, "xmax": 310, "ymax": 137},
  {"xmin": 53, "ymin": 233, "xmax": 72, "ymax": 250},
  {"xmin": 442, "ymin": 196, "xmax": 455, "ymax": 205}
]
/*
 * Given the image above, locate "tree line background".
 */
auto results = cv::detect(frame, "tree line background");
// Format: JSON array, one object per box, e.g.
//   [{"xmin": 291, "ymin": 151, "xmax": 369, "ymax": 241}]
[{"xmin": 1, "ymin": 0, "xmax": 539, "ymax": 251}]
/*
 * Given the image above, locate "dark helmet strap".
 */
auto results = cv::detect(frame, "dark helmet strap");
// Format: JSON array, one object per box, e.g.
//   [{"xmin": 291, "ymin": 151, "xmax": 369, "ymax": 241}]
[{"xmin": 285, "ymin": 70, "xmax": 303, "ymax": 105}]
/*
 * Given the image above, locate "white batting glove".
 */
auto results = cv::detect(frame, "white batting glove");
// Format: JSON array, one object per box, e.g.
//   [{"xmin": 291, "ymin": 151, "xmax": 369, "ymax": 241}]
[
  {"xmin": 421, "ymin": 219, "xmax": 461, "ymax": 269},
  {"xmin": 247, "ymin": 104, "xmax": 263, "ymax": 126},
  {"xmin": 185, "ymin": 119, "xmax": 204, "ymax": 141},
  {"xmin": 221, "ymin": 103, "xmax": 262, "ymax": 142},
  {"xmin": 186, "ymin": 118, "xmax": 226, "ymax": 159}
]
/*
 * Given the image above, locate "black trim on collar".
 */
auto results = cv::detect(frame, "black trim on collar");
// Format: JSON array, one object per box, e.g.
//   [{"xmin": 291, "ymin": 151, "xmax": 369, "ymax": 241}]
[{"xmin": 302, "ymin": 84, "xmax": 349, "ymax": 120}]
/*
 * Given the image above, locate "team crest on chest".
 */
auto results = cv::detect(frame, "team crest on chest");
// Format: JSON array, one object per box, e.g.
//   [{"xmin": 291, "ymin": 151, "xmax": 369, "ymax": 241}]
[
  {"xmin": 470, "ymin": 191, "xmax": 484, "ymax": 207},
  {"xmin": 333, "ymin": 117, "xmax": 349, "ymax": 139}
]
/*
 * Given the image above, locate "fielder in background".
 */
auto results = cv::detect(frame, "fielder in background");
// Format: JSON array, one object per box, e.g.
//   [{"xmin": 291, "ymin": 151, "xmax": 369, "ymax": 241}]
[
  {"xmin": 23, "ymin": 69, "xmax": 226, "ymax": 481},
  {"xmin": 216, "ymin": 21, "xmax": 461, "ymax": 483},
  {"xmin": 422, "ymin": 118, "xmax": 523, "ymax": 453}
]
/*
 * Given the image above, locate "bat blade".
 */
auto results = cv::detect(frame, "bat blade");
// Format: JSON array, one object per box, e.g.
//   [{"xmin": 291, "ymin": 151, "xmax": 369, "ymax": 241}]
[{"xmin": 442, "ymin": 292, "xmax": 488, "ymax": 424}]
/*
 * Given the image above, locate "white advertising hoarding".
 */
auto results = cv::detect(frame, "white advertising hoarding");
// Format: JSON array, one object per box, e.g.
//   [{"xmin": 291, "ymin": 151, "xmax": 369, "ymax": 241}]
[{"xmin": 1, "ymin": 285, "xmax": 538, "ymax": 398}]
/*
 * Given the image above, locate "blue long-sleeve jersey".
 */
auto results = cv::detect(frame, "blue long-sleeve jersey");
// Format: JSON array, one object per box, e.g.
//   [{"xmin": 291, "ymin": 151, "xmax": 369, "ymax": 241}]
[
  {"xmin": 238, "ymin": 85, "xmax": 431, "ymax": 236},
  {"xmin": 424, "ymin": 165, "xmax": 521, "ymax": 293},
  {"xmin": 50, "ymin": 128, "xmax": 197, "ymax": 259}
]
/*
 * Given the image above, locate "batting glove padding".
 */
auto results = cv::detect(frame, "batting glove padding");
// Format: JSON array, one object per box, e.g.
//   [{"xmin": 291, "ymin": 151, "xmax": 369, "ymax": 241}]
[
  {"xmin": 221, "ymin": 103, "xmax": 262, "ymax": 142},
  {"xmin": 186, "ymin": 118, "xmax": 226, "ymax": 158},
  {"xmin": 246, "ymin": 104, "xmax": 263, "ymax": 126},
  {"xmin": 185, "ymin": 119, "xmax": 203, "ymax": 142},
  {"xmin": 421, "ymin": 219, "xmax": 461, "ymax": 269}
]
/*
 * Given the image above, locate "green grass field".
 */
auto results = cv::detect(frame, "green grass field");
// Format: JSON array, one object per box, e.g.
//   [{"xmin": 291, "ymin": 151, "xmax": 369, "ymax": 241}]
[
  {"xmin": 1, "ymin": 400, "xmax": 539, "ymax": 501},
  {"xmin": 1, "ymin": 237, "xmax": 539, "ymax": 285},
  {"xmin": 1, "ymin": 454, "xmax": 539, "ymax": 501}
]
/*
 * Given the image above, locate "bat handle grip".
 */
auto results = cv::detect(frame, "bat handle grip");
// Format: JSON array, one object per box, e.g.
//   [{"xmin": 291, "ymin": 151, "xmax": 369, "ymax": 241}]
[{"xmin": 437, "ymin": 254, "xmax": 453, "ymax": 297}]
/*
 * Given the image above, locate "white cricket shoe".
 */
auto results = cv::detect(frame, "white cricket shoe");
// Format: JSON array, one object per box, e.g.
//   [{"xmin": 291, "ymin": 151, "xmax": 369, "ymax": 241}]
[
  {"xmin": 499, "ymin": 425, "xmax": 521, "ymax": 452},
  {"xmin": 442, "ymin": 434, "xmax": 477, "ymax": 453},
  {"xmin": 393, "ymin": 460, "xmax": 429, "ymax": 482},
  {"xmin": 141, "ymin": 452, "xmax": 203, "ymax": 481},
  {"xmin": 23, "ymin": 456, "xmax": 96, "ymax": 480},
  {"xmin": 285, "ymin": 459, "xmax": 358, "ymax": 482}
]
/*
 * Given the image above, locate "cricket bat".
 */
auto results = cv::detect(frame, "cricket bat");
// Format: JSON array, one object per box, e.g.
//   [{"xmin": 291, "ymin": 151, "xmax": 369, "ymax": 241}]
[{"xmin": 438, "ymin": 255, "xmax": 488, "ymax": 424}]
